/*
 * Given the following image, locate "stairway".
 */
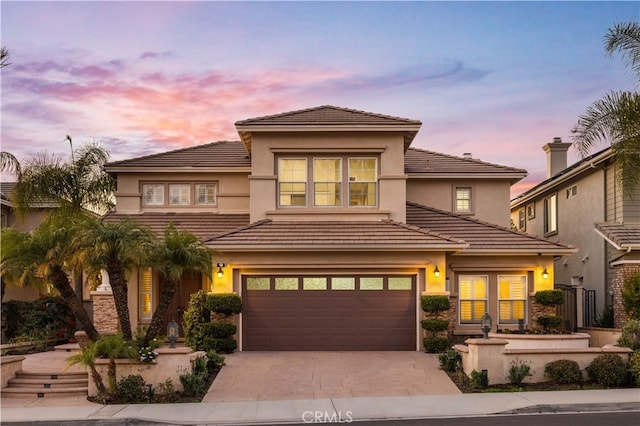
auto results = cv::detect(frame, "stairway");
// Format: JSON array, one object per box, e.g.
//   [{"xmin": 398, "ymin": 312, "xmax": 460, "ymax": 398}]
[{"xmin": 2, "ymin": 370, "xmax": 89, "ymax": 398}]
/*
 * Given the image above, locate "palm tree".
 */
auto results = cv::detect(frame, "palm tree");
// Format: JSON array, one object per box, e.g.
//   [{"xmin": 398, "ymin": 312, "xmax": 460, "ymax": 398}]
[
  {"xmin": 573, "ymin": 22, "xmax": 640, "ymax": 196},
  {"xmin": 77, "ymin": 218, "xmax": 156, "ymax": 341},
  {"xmin": 1, "ymin": 47, "xmax": 10, "ymax": 68},
  {"xmin": 142, "ymin": 224, "xmax": 212, "ymax": 346},
  {"xmin": 0, "ymin": 211, "xmax": 100, "ymax": 341},
  {"xmin": 1, "ymin": 151, "xmax": 21, "ymax": 179}
]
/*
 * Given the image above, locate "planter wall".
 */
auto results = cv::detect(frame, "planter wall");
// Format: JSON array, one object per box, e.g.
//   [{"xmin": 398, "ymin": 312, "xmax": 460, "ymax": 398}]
[
  {"xmin": 1, "ymin": 355, "xmax": 25, "ymax": 388},
  {"xmin": 488, "ymin": 332, "xmax": 590, "ymax": 349},
  {"xmin": 88, "ymin": 346, "xmax": 205, "ymax": 396},
  {"xmin": 578, "ymin": 327, "xmax": 622, "ymax": 347}
]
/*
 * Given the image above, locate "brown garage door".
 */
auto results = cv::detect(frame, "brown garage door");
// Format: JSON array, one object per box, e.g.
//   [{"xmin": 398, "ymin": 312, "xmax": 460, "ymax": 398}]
[{"xmin": 242, "ymin": 275, "xmax": 416, "ymax": 351}]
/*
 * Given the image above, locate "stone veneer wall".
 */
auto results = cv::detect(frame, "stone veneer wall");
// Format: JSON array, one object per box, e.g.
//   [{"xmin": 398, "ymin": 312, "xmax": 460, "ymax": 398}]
[
  {"xmin": 612, "ymin": 263, "xmax": 640, "ymax": 329},
  {"xmin": 529, "ymin": 296, "xmax": 556, "ymax": 330},
  {"xmin": 91, "ymin": 291, "xmax": 120, "ymax": 335}
]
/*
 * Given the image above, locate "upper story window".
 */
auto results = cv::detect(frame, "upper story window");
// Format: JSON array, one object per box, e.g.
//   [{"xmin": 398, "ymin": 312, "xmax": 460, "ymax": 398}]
[
  {"xmin": 566, "ymin": 185, "xmax": 578, "ymax": 199},
  {"xmin": 544, "ymin": 193, "xmax": 558, "ymax": 235},
  {"xmin": 277, "ymin": 156, "xmax": 378, "ymax": 208},
  {"xmin": 517, "ymin": 208, "xmax": 526, "ymax": 231},
  {"xmin": 454, "ymin": 186, "xmax": 472, "ymax": 213},
  {"xmin": 196, "ymin": 183, "xmax": 217, "ymax": 205},
  {"xmin": 278, "ymin": 158, "xmax": 307, "ymax": 207},
  {"xmin": 142, "ymin": 183, "xmax": 164, "ymax": 206},
  {"xmin": 314, "ymin": 158, "xmax": 342, "ymax": 206},
  {"xmin": 169, "ymin": 184, "xmax": 190, "ymax": 205},
  {"xmin": 526, "ymin": 202, "xmax": 535, "ymax": 219}
]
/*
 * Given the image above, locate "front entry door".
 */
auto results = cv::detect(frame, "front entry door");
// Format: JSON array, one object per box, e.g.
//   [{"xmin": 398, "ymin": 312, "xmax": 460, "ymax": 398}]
[{"xmin": 162, "ymin": 271, "xmax": 202, "ymax": 337}]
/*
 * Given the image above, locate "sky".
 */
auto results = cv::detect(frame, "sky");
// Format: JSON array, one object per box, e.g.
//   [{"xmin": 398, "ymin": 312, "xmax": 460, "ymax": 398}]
[{"xmin": 1, "ymin": 1, "xmax": 639, "ymax": 197}]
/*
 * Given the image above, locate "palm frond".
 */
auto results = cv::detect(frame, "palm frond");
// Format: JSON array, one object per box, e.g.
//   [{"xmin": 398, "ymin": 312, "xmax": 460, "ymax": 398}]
[{"xmin": 605, "ymin": 21, "xmax": 640, "ymax": 81}]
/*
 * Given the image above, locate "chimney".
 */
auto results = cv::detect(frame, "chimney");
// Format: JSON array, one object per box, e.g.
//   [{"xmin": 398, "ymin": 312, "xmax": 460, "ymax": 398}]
[{"xmin": 542, "ymin": 137, "xmax": 572, "ymax": 178}]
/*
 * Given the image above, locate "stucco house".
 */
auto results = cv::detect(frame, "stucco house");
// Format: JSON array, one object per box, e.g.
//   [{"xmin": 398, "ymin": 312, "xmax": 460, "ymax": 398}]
[
  {"xmin": 102, "ymin": 105, "xmax": 574, "ymax": 351},
  {"xmin": 510, "ymin": 138, "xmax": 640, "ymax": 329}
]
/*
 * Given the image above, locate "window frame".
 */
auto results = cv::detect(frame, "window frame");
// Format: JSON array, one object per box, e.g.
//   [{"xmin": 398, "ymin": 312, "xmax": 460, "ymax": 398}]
[
  {"xmin": 138, "ymin": 267, "xmax": 154, "ymax": 321},
  {"xmin": 497, "ymin": 274, "xmax": 528, "ymax": 325},
  {"xmin": 142, "ymin": 183, "xmax": 165, "ymax": 206},
  {"xmin": 518, "ymin": 208, "xmax": 526, "ymax": 231},
  {"xmin": 348, "ymin": 157, "xmax": 378, "ymax": 207},
  {"xmin": 458, "ymin": 274, "xmax": 488, "ymax": 325},
  {"xmin": 313, "ymin": 158, "xmax": 342, "ymax": 207},
  {"xmin": 544, "ymin": 193, "xmax": 558, "ymax": 236},
  {"xmin": 168, "ymin": 183, "xmax": 191, "ymax": 206},
  {"xmin": 278, "ymin": 158, "xmax": 308, "ymax": 207},
  {"xmin": 195, "ymin": 183, "xmax": 218, "ymax": 206},
  {"xmin": 526, "ymin": 202, "xmax": 535, "ymax": 220},
  {"xmin": 454, "ymin": 186, "xmax": 473, "ymax": 214}
]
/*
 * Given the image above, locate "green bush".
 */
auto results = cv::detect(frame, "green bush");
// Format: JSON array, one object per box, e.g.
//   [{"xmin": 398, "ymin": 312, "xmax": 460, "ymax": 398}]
[
  {"xmin": 94, "ymin": 333, "xmax": 138, "ymax": 360},
  {"xmin": 536, "ymin": 315, "xmax": 562, "ymax": 332},
  {"xmin": 421, "ymin": 318, "xmax": 450, "ymax": 333},
  {"xmin": 628, "ymin": 351, "xmax": 640, "ymax": 387},
  {"xmin": 423, "ymin": 336, "xmax": 449, "ymax": 353},
  {"xmin": 421, "ymin": 295, "xmax": 451, "ymax": 315},
  {"xmin": 2, "ymin": 296, "xmax": 76, "ymax": 342},
  {"xmin": 618, "ymin": 319, "xmax": 640, "ymax": 350},
  {"xmin": 203, "ymin": 337, "xmax": 238, "ymax": 354},
  {"xmin": 586, "ymin": 353, "xmax": 628, "ymax": 387},
  {"xmin": 438, "ymin": 349, "xmax": 461, "ymax": 372},
  {"xmin": 206, "ymin": 350, "xmax": 226, "ymax": 372},
  {"xmin": 183, "ymin": 290, "xmax": 211, "ymax": 350},
  {"xmin": 508, "ymin": 360, "xmax": 532, "ymax": 386},
  {"xmin": 179, "ymin": 371, "xmax": 206, "ymax": 397},
  {"xmin": 622, "ymin": 273, "xmax": 640, "ymax": 320},
  {"xmin": 115, "ymin": 375, "xmax": 148, "ymax": 403},
  {"xmin": 206, "ymin": 293, "xmax": 242, "ymax": 315},
  {"xmin": 595, "ymin": 306, "xmax": 615, "ymax": 328},
  {"xmin": 544, "ymin": 359, "xmax": 583, "ymax": 385},
  {"xmin": 534, "ymin": 290, "xmax": 564, "ymax": 306},
  {"xmin": 202, "ymin": 322, "xmax": 237, "ymax": 339},
  {"xmin": 470, "ymin": 369, "xmax": 487, "ymax": 389}
]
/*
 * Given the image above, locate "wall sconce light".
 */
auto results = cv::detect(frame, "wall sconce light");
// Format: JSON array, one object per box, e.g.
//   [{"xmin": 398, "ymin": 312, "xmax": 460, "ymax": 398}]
[
  {"xmin": 434, "ymin": 266, "xmax": 440, "ymax": 278},
  {"xmin": 542, "ymin": 268, "xmax": 549, "ymax": 279},
  {"xmin": 216, "ymin": 262, "xmax": 226, "ymax": 279}
]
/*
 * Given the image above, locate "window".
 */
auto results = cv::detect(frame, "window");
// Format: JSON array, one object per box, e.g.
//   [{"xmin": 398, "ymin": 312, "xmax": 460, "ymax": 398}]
[
  {"xmin": 544, "ymin": 193, "xmax": 558, "ymax": 235},
  {"xmin": 360, "ymin": 277, "xmax": 383, "ymax": 290},
  {"xmin": 388, "ymin": 277, "xmax": 412, "ymax": 290},
  {"xmin": 246, "ymin": 277, "xmax": 270, "ymax": 290},
  {"xmin": 278, "ymin": 158, "xmax": 307, "ymax": 206},
  {"xmin": 331, "ymin": 277, "xmax": 355, "ymax": 290},
  {"xmin": 139, "ymin": 268, "xmax": 153, "ymax": 320},
  {"xmin": 142, "ymin": 184, "xmax": 164, "ymax": 206},
  {"xmin": 459, "ymin": 275, "xmax": 487, "ymax": 324},
  {"xmin": 526, "ymin": 203, "xmax": 535, "ymax": 219},
  {"xmin": 303, "ymin": 277, "xmax": 327, "ymax": 290},
  {"xmin": 275, "ymin": 277, "xmax": 299, "ymax": 290},
  {"xmin": 455, "ymin": 187, "xmax": 472, "ymax": 213},
  {"xmin": 498, "ymin": 275, "xmax": 527, "ymax": 324},
  {"xmin": 314, "ymin": 158, "xmax": 342, "ymax": 206},
  {"xmin": 169, "ymin": 184, "xmax": 190, "ymax": 205},
  {"xmin": 348, "ymin": 158, "xmax": 377, "ymax": 206},
  {"xmin": 566, "ymin": 185, "xmax": 578, "ymax": 199},
  {"xmin": 196, "ymin": 183, "xmax": 217, "ymax": 205},
  {"xmin": 518, "ymin": 208, "xmax": 526, "ymax": 231}
]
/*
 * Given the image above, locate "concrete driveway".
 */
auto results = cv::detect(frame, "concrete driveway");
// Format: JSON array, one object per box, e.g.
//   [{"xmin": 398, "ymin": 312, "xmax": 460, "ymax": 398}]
[{"xmin": 203, "ymin": 351, "xmax": 461, "ymax": 402}]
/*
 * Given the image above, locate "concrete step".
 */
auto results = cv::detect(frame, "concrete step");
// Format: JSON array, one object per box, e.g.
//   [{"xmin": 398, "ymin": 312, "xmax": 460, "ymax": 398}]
[
  {"xmin": 3, "ymin": 370, "xmax": 90, "ymax": 398},
  {"xmin": 8, "ymin": 377, "xmax": 88, "ymax": 389},
  {"xmin": 15, "ymin": 371, "xmax": 88, "ymax": 381},
  {"xmin": 1, "ymin": 386, "xmax": 88, "ymax": 398}
]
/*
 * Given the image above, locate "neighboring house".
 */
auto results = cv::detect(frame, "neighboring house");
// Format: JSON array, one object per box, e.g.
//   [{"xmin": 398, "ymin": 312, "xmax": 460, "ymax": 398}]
[
  {"xmin": 510, "ymin": 138, "xmax": 640, "ymax": 328},
  {"xmin": 1, "ymin": 181, "xmax": 56, "ymax": 302},
  {"xmin": 103, "ymin": 105, "xmax": 574, "ymax": 351}
]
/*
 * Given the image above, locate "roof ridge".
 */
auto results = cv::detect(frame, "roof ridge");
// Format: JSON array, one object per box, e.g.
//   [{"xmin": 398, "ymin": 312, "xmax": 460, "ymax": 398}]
[
  {"xmin": 105, "ymin": 140, "xmax": 241, "ymax": 167},
  {"xmin": 407, "ymin": 147, "xmax": 527, "ymax": 174},
  {"xmin": 406, "ymin": 201, "xmax": 573, "ymax": 248},
  {"xmin": 206, "ymin": 218, "xmax": 271, "ymax": 242},
  {"xmin": 382, "ymin": 219, "xmax": 466, "ymax": 244},
  {"xmin": 235, "ymin": 105, "xmax": 421, "ymax": 125}
]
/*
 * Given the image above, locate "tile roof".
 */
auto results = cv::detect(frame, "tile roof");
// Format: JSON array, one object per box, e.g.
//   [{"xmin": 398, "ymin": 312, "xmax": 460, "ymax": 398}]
[
  {"xmin": 104, "ymin": 141, "xmax": 250, "ymax": 169},
  {"xmin": 1, "ymin": 182, "xmax": 16, "ymax": 200},
  {"xmin": 595, "ymin": 222, "xmax": 640, "ymax": 250},
  {"xmin": 206, "ymin": 219, "xmax": 467, "ymax": 251},
  {"xmin": 235, "ymin": 105, "xmax": 422, "ymax": 126},
  {"xmin": 405, "ymin": 148, "xmax": 527, "ymax": 177},
  {"xmin": 102, "ymin": 212, "xmax": 250, "ymax": 241},
  {"xmin": 406, "ymin": 202, "xmax": 575, "ymax": 255}
]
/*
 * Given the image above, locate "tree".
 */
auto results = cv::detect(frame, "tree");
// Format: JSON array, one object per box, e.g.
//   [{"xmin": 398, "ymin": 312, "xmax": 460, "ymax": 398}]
[
  {"xmin": 77, "ymin": 217, "xmax": 156, "ymax": 341},
  {"xmin": 1, "ymin": 47, "xmax": 10, "ymax": 69},
  {"xmin": 143, "ymin": 224, "xmax": 212, "ymax": 346},
  {"xmin": 0, "ymin": 211, "xmax": 100, "ymax": 341},
  {"xmin": 1, "ymin": 151, "xmax": 21, "ymax": 180},
  {"xmin": 573, "ymin": 22, "xmax": 640, "ymax": 196}
]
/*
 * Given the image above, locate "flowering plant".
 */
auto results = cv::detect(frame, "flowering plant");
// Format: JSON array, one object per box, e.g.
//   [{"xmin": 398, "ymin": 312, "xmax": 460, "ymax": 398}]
[{"xmin": 138, "ymin": 345, "xmax": 159, "ymax": 363}]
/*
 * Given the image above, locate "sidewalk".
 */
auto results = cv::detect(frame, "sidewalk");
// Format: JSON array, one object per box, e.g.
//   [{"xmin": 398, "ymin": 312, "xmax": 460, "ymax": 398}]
[{"xmin": 1, "ymin": 389, "xmax": 639, "ymax": 424}]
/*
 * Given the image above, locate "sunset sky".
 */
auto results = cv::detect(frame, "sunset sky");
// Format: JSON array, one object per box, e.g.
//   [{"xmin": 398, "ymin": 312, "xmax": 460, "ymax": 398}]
[{"xmin": 1, "ymin": 1, "xmax": 638, "ymax": 196}]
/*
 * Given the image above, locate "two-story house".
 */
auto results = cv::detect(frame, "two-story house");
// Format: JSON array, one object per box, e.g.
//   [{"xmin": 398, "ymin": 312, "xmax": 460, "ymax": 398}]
[
  {"xmin": 103, "ymin": 105, "xmax": 574, "ymax": 351},
  {"xmin": 511, "ymin": 138, "xmax": 640, "ymax": 328}
]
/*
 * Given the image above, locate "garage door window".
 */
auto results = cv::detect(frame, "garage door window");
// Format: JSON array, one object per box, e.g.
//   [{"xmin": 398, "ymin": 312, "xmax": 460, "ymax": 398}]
[
  {"xmin": 246, "ymin": 277, "xmax": 270, "ymax": 290},
  {"xmin": 360, "ymin": 277, "xmax": 384, "ymax": 290},
  {"xmin": 275, "ymin": 277, "xmax": 299, "ymax": 290},
  {"xmin": 303, "ymin": 277, "xmax": 327, "ymax": 290},
  {"xmin": 389, "ymin": 277, "xmax": 412, "ymax": 290},
  {"xmin": 331, "ymin": 277, "xmax": 355, "ymax": 290}
]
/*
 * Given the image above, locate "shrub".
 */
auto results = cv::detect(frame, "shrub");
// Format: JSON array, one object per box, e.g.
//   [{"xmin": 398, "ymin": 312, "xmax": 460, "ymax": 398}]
[
  {"xmin": 421, "ymin": 295, "xmax": 450, "ymax": 315},
  {"xmin": 536, "ymin": 315, "xmax": 562, "ymax": 332},
  {"xmin": 206, "ymin": 293, "xmax": 242, "ymax": 315},
  {"xmin": 544, "ymin": 359, "xmax": 583, "ymax": 385},
  {"xmin": 155, "ymin": 378, "xmax": 178, "ymax": 403},
  {"xmin": 595, "ymin": 306, "xmax": 615, "ymax": 328},
  {"xmin": 470, "ymin": 369, "xmax": 487, "ymax": 389},
  {"xmin": 183, "ymin": 290, "xmax": 211, "ymax": 350},
  {"xmin": 508, "ymin": 360, "xmax": 532, "ymax": 386},
  {"xmin": 586, "ymin": 353, "xmax": 628, "ymax": 387},
  {"xmin": 202, "ymin": 322, "xmax": 237, "ymax": 339},
  {"xmin": 622, "ymin": 273, "xmax": 640, "ymax": 320},
  {"xmin": 535, "ymin": 289, "xmax": 564, "ymax": 306},
  {"xmin": 179, "ymin": 371, "xmax": 206, "ymax": 397},
  {"xmin": 423, "ymin": 336, "xmax": 449, "ymax": 353},
  {"xmin": 206, "ymin": 350, "xmax": 226, "ymax": 372},
  {"xmin": 421, "ymin": 318, "xmax": 449, "ymax": 333},
  {"xmin": 438, "ymin": 349, "xmax": 461, "ymax": 372},
  {"xmin": 619, "ymin": 319, "xmax": 640, "ymax": 350},
  {"xmin": 203, "ymin": 337, "xmax": 238, "ymax": 354},
  {"xmin": 115, "ymin": 375, "xmax": 148, "ymax": 403},
  {"xmin": 94, "ymin": 333, "xmax": 137, "ymax": 360},
  {"xmin": 2, "ymin": 296, "xmax": 76, "ymax": 342}
]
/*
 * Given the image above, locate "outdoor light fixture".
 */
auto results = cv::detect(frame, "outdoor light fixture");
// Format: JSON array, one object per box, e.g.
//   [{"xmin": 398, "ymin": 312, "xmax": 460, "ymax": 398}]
[
  {"xmin": 216, "ymin": 262, "xmax": 226, "ymax": 279},
  {"xmin": 480, "ymin": 312, "xmax": 492, "ymax": 339},
  {"xmin": 434, "ymin": 266, "xmax": 440, "ymax": 278},
  {"xmin": 542, "ymin": 268, "xmax": 549, "ymax": 279},
  {"xmin": 167, "ymin": 320, "xmax": 179, "ymax": 348}
]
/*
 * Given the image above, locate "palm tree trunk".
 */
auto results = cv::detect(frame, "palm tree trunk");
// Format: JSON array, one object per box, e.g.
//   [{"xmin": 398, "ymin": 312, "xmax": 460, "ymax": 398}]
[
  {"xmin": 49, "ymin": 264, "xmax": 100, "ymax": 341},
  {"xmin": 143, "ymin": 277, "xmax": 177, "ymax": 346},
  {"xmin": 106, "ymin": 259, "xmax": 133, "ymax": 341}
]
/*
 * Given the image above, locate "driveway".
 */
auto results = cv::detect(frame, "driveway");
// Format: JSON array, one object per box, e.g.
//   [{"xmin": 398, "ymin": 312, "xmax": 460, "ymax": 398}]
[{"xmin": 203, "ymin": 351, "xmax": 461, "ymax": 402}]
